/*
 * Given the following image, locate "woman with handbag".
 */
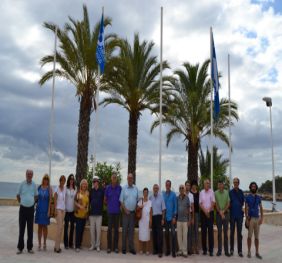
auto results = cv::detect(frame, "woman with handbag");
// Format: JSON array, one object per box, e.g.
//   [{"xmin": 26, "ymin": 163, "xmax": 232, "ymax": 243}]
[
  {"xmin": 74, "ymin": 179, "xmax": 89, "ymax": 252},
  {"xmin": 137, "ymin": 187, "xmax": 152, "ymax": 255},
  {"xmin": 35, "ymin": 174, "xmax": 52, "ymax": 251}
]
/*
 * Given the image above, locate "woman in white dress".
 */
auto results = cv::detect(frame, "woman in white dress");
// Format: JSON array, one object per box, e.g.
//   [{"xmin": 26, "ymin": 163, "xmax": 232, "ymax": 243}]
[{"xmin": 138, "ymin": 187, "xmax": 152, "ymax": 255}]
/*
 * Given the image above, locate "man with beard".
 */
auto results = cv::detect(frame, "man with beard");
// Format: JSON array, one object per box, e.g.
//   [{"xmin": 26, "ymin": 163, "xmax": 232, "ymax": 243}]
[{"xmin": 245, "ymin": 182, "xmax": 263, "ymax": 259}]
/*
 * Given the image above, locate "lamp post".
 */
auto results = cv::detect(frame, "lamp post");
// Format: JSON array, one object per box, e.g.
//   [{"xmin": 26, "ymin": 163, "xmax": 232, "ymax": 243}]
[{"xmin": 262, "ymin": 97, "xmax": 276, "ymax": 212}]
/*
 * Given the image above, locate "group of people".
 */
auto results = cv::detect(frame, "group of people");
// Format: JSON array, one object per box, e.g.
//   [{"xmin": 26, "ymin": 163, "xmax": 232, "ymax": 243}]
[{"xmin": 16, "ymin": 169, "xmax": 264, "ymax": 259}]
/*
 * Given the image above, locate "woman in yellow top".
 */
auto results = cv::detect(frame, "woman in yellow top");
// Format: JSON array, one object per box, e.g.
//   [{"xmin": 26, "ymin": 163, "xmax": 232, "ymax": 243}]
[{"xmin": 74, "ymin": 179, "xmax": 89, "ymax": 252}]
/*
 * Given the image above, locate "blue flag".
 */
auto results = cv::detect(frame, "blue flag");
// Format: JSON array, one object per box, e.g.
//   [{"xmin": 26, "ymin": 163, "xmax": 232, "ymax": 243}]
[
  {"xmin": 211, "ymin": 31, "xmax": 220, "ymax": 119},
  {"xmin": 96, "ymin": 14, "xmax": 105, "ymax": 74}
]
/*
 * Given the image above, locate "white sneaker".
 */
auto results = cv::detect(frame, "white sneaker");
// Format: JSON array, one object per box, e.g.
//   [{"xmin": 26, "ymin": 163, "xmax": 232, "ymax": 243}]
[
  {"xmin": 76, "ymin": 248, "xmax": 80, "ymax": 252},
  {"xmin": 89, "ymin": 246, "xmax": 95, "ymax": 251},
  {"xmin": 96, "ymin": 247, "xmax": 100, "ymax": 252}
]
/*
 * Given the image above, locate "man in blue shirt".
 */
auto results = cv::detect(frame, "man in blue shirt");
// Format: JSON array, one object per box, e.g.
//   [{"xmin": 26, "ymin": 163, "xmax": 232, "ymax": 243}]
[
  {"xmin": 229, "ymin": 177, "xmax": 245, "ymax": 257},
  {"xmin": 163, "ymin": 180, "xmax": 177, "ymax": 258},
  {"xmin": 16, "ymin": 169, "xmax": 38, "ymax": 254},
  {"xmin": 119, "ymin": 173, "xmax": 138, "ymax": 255},
  {"xmin": 149, "ymin": 184, "xmax": 166, "ymax": 257},
  {"xmin": 245, "ymin": 182, "xmax": 263, "ymax": 259}
]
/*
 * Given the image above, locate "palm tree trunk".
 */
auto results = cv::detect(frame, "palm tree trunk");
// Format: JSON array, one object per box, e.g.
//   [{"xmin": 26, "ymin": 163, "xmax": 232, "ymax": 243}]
[
  {"xmin": 128, "ymin": 111, "xmax": 138, "ymax": 184},
  {"xmin": 187, "ymin": 139, "xmax": 199, "ymax": 183},
  {"xmin": 75, "ymin": 91, "xmax": 92, "ymax": 184}
]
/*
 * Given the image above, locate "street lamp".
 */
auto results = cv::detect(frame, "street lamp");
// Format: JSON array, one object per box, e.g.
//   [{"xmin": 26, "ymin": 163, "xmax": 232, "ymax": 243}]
[{"xmin": 262, "ymin": 97, "xmax": 276, "ymax": 212}]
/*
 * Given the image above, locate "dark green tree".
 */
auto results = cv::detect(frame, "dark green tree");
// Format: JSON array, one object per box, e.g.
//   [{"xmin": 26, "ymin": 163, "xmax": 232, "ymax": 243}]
[
  {"xmin": 151, "ymin": 60, "xmax": 238, "ymax": 183},
  {"xmin": 39, "ymin": 5, "xmax": 117, "ymax": 183},
  {"xmin": 101, "ymin": 33, "xmax": 170, "ymax": 183}
]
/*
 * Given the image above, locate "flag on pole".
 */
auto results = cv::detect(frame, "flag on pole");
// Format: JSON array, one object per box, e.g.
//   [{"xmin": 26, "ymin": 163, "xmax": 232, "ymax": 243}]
[
  {"xmin": 96, "ymin": 13, "xmax": 105, "ymax": 74},
  {"xmin": 211, "ymin": 31, "xmax": 220, "ymax": 119}
]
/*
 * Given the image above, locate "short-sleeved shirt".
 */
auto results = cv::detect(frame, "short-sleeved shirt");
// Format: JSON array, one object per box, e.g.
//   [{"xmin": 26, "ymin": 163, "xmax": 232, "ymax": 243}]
[
  {"xmin": 163, "ymin": 191, "xmax": 177, "ymax": 221},
  {"xmin": 89, "ymin": 188, "xmax": 104, "ymax": 215},
  {"xmin": 105, "ymin": 184, "xmax": 122, "ymax": 214},
  {"xmin": 149, "ymin": 193, "xmax": 166, "ymax": 216},
  {"xmin": 177, "ymin": 194, "xmax": 190, "ymax": 222},
  {"xmin": 17, "ymin": 180, "xmax": 38, "ymax": 207},
  {"xmin": 246, "ymin": 194, "xmax": 261, "ymax": 218},
  {"xmin": 199, "ymin": 189, "xmax": 215, "ymax": 211},
  {"xmin": 55, "ymin": 186, "xmax": 66, "ymax": 210},
  {"xmin": 215, "ymin": 189, "xmax": 230, "ymax": 211},
  {"xmin": 119, "ymin": 184, "xmax": 139, "ymax": 211},
  {"xmin": 229, "ymin": 188, "xmax": 245, "ymax": 219},
  {"xmin": 65, "ymin": 188, "xmax": 77, "ymax": 212}
]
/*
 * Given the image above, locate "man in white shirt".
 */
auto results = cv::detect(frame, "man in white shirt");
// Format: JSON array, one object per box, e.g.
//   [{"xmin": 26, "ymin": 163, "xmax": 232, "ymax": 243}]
[{"xmin": 185, "ymin": 181, "xmax": 194, "ymax": 255}]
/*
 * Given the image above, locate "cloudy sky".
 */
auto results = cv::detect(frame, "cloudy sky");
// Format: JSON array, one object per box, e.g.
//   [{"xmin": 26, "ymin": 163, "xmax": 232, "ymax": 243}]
[{"xmin": 0, "ymin": 0, "xmax": 281, "ymax": 190}]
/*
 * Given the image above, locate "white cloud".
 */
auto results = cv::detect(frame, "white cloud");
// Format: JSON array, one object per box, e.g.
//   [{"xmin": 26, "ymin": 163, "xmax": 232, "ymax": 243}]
[{"xmin": 0, "ymin": 0, "xmax": 281, "ymax": 191}]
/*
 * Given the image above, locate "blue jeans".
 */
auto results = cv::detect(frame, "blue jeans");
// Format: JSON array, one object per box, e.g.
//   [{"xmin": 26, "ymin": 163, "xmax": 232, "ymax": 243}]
[
  {"xmin": 75, "ymin": 217, "xmax": 86, "ymax": 249},
  {"xmin": 164, "ymin": 220, "xmax": 176, "ymax": 255}
]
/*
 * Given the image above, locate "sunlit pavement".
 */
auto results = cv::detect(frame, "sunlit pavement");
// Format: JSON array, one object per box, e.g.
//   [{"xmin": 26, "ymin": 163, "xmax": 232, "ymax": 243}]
[{"xmin": 1, "ymin": 206, "xmax": 282, "ymax": 263}]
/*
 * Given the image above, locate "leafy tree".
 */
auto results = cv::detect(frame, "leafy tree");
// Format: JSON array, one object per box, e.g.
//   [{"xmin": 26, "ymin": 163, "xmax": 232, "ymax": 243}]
[
  {"xmin": 259, "ymin": 176, "xmax": 282, "ymax": 193},
  {"xmin": 199, "ymin": 146, "xmax": 229, "ymax": 190},
  {"xmin": 151, "ymin": 60, "xmax": 238, "ymax": 183},
  {"xmin": 86, "ymin": 161, "xmax": 122, "ymax": 190},
  {"xmin": 39, "ymin": 5, "xmax": 117, "ymax": 183},
  {"xmin": 101, "ymin": 33, "xmax": 170, "ymax": 183}
]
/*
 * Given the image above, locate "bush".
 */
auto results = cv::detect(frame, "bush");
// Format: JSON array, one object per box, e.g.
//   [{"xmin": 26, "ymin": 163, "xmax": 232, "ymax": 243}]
[{"xmin": 86, "ymin": 162, "xmax": 122, "ymax": 226}]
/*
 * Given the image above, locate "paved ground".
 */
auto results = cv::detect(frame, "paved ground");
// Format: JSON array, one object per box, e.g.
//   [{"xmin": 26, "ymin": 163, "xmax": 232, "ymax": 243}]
[{"xmin": 1, "ymin": 206, "xmax": 282, "ymax": 263}]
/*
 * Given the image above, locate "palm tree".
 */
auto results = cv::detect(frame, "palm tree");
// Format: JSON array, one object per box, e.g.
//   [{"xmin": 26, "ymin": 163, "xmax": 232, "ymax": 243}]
[
  {"xmin": 101, "ymin": 33, "xmax": 170, "ymax": 183},
  {"xmin": 199, "ymin": 146, "xmax": 229, "ymax": 190},
  {"xmin": 151, "ymin": 59, "xmax": 238, "ymax": 183},
  {"xmin": 39, "ymin": 5, "xmax": 117, "ymax": 183}
]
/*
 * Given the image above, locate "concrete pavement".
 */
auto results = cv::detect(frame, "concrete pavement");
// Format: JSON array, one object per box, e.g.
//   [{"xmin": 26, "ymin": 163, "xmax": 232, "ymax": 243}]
[{"xmin": 0, "ymin": 206, "xmax": 282, "ymax": 263}]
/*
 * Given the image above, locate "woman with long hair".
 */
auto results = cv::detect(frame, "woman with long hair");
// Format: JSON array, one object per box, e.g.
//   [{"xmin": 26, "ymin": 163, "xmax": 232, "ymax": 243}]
[
  {"xmin": 35, "ymin": 174, "xmax": 52, "ymax": 251},
  {"xmin": 64, "ymin": 174, "xmax": 76, "ymax": 249},
  {"xmin": 74, "ymin": 179, "xmax": 89, "ymax": 252}
]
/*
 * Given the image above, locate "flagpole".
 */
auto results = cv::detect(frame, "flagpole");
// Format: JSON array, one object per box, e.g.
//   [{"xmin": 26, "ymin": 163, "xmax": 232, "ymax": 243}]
[
  {"xmin": 210, "ymin": 27, "xmax": 214, "ymax": 191},
  {"xmin": 159, "ymin": 6, "xmax": 163, "ymax": 189},
  {"xmin": 48, "ymin": 26, "xmax": 57, "ymax": 183},
  {"xmin": 93, "ymin": 7, "xmax": 104, "ymax": 177},
  {"xmin": 93, "ymin": 67, "xmax": 100, "ymax": 177},
  {"xmin": 228, "ymin": 54, "xmax": 232, "ymax": 189}
]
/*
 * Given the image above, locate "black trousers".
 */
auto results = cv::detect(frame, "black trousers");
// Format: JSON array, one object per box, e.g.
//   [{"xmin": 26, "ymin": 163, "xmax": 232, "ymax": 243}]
[
  {"xmin": 164, "ymin": 220, "xmax": 176, "ymax": 255},
  {"xmin": 64, "ymin": 212, "xmax": 75, "ymax": 248},
  {"xmin": 17, "ymin": 205, "xmax": 34, "ymax": 251},
  {"xmin": 200, "ymin": 211, "xmax": 214, "ymax": 253},
  {"xmin": 107, "ymin": 213, "xmax": 120, "ymax": 250},
  {"xmin": 152, "ymin": 215, "xmax": 163, "ymax": 254},
  {"xmin": 230, "ymin": 216, "xmax": 243, "ymax": 253}
]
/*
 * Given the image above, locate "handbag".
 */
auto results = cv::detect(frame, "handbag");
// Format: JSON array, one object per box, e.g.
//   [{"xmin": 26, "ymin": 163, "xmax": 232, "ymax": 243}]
[
  {"xmin": 135, "ymin": 198, "xmax": 143, "ymax": 221},
  {"xmin": 49, "ymin": 187, "xmax": 56, "ymax": 218}
]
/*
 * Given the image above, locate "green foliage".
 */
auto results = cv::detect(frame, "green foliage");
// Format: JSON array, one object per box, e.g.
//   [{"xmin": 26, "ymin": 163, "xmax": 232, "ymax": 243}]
[
  {"xmin": 199, "ymin": 146, "xmax": 230, "ymax": 191},
  {"xmin": 86, "ymin": 161, "xmax": 122, "ymax": 226},
  {"xmin": 86, "ymin": 162, "xmax": 122, "ymax": 190},
  {"xmin": 259, "ymin": 176, "xmax": 282, "ymax": 193}
]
